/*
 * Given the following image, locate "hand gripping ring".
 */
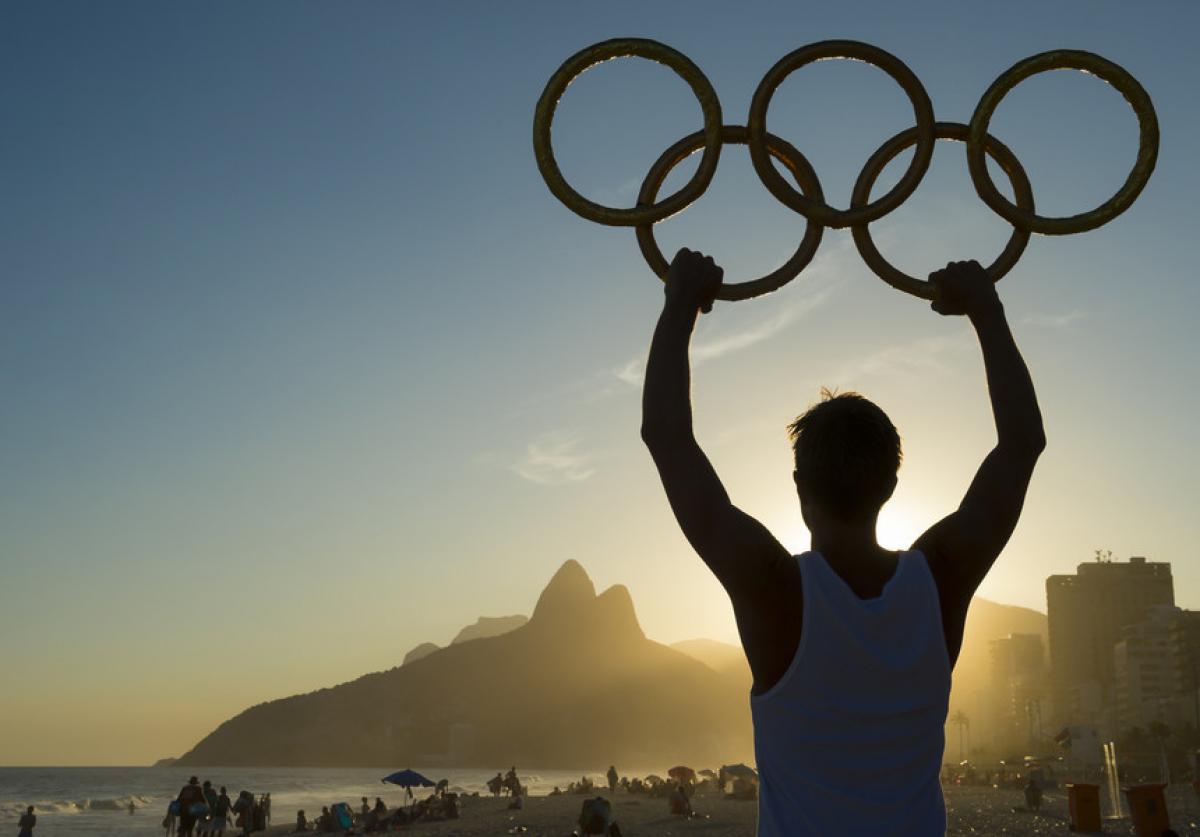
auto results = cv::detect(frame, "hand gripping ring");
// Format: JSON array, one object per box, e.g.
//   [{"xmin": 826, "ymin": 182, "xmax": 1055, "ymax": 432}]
[
  {"xmin": 635, "ymin": 125, "xmax": 825, "ymax": 301},
  {"xmin": 850, "ymin": 121, "xmax": 1035, "ymax": 300},
  {"xmin": 747, "ymin": 40, "xmax": 936, "ymax": 229},
  {"xmin": 533, "ymin": 38, "xmax": 723, "ymax": 227},
  {"xmin": 967, "ymin": 49, "xmax": 1159, "ymax": 236}
]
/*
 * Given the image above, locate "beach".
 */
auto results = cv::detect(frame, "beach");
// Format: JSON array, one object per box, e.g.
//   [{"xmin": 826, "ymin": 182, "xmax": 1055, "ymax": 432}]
[
  {"xmin": 256, "ymin": 785, "xmax": 1200, "ymax": 836},
  {"xmin": 9, "ymin": 767, "xmax": 1200, "ymax": 835}
]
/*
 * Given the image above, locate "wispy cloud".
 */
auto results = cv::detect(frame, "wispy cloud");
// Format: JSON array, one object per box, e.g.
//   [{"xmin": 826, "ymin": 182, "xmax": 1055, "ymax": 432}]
[
  {"xmin": 510, "ymin": 431, "xmax": 596, "ymax": 485},
  {"xmin": 1022, "ymin": 310, "xmax": 1088, "ymax": 328},
  {"xmin": 613, "ymin": 286, "xmax": 833, "ymax": 387},
  {"xmin": 589, "ymin": 175, "xmax": 641, "ymax": 207},
  {"xmin": 833, "ymin": 334, "xmax": 971, "ymax": 383}
]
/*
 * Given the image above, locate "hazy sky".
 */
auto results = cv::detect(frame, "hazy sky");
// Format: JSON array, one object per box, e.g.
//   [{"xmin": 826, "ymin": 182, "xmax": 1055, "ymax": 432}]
[{"xmin": 2, "ymin": 1, "xmax": 1197, "ymax": 766}]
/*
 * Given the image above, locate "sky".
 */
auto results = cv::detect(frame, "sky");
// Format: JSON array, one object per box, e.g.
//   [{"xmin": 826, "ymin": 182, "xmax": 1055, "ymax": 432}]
[{"xmin": 1, "ymin": 1, "xmax": 1197, "ymax": 766}]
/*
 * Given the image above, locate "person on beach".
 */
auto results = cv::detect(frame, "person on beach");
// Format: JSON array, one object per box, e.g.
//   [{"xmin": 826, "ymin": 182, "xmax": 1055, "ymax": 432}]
[
  {"xmin": 163, "ymin": 800, "xmax": 179, "ymax": 836},
  {"xmin": 1023, "ymin": 777, "xmax": 1043, "ymax": 811},
  {"xmin": 606, "ymin": 765, "xmax": 618, "ymax": 793},
  {"xmin": 209, "ymin": 786, "xmax": 232, "ymax": 836},
  {"xmin": 195, "ymin": 781, "xmax": 217, "ymax": 835},
  {"xmin": 17, "ymin": 805, "xmax": 35, "ymax": 837},
  {"xmin": 231, "ymin": 792, "xmax": 253, "ymax": 837},
  {"xmin": 295, "ymin": 809, "xmax": 309, "ymax": 832},
  {"xmin": 176, "ymin": 776, "xmax": 207, "ymax": 837},
  {"xmin": 642, "ymin": 250, "xmax": 1045, "ymax": 836}
]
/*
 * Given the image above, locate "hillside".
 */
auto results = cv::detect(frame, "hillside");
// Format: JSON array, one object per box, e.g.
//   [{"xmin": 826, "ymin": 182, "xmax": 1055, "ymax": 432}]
[
  {"xmin": 177, "ymin": 561, "xmax": 753, "ymax": 768},
  {"xmin": 671, "ymin": 638, "xmax": 746, "ymax": 676},
  {"xmin": 177, "ymin": 562, "xmax": 1044, "ymax": 768}
]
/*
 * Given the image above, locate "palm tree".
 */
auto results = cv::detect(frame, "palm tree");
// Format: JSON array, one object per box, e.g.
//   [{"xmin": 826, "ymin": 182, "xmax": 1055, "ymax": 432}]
[{"xmin": 952, "ymin": 711, "xmax": 971, "ymax": 762}]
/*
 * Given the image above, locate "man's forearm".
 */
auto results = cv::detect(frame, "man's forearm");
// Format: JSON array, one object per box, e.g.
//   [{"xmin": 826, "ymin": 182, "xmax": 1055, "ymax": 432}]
[
  {"xmin": 971, "ymin": 303, "xmax": 1046, "ymax": 453},
  {"xmin": 641, "ymin": 305, "xmax": 698, "ymax": 442}
]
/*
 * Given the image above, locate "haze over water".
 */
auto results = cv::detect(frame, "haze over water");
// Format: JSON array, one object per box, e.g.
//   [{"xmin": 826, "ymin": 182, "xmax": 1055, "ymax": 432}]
[{"xmin": 2, "ymin": 0, "xmax": 1198, "ymax": 775}]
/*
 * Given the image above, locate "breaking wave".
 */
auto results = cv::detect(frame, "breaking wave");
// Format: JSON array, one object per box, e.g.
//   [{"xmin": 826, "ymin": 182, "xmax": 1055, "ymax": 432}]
[{"xmin": 1, "ymin": 795, "xmax": 154, "ymax": 817}]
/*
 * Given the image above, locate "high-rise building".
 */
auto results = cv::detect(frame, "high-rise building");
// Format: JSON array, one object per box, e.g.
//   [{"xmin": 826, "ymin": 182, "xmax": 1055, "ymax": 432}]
[
  {"xmin": 1169, "ymin": 610, "xmax": 1200, "ymax": 729},
  {"xmin": 1113, "ymin": 604, "xmax": 1179, "ymax": 731},
  {"xmin": 989, "ymin": 633, "xmax": 1047, "ymax": 752},
  {"xmin": 1045, "ymin": 556, "xmax": 1174, "ymax": 732}
]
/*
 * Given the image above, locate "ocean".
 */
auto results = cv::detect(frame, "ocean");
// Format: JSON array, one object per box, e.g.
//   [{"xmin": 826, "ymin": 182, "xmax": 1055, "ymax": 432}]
[{"xmin": 0, "ymin": 766, "xmax": 611, "ymax": 836}]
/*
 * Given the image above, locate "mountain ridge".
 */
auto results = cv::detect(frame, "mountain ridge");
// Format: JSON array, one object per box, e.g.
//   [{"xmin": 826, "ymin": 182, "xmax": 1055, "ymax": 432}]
[
  {"xmin": 176, "ymin": 562, "xmax": 1046, "ymax": 768},
  {"xmin": 176, "ymin": 561, "xmax": 751, "ymax": 768}
]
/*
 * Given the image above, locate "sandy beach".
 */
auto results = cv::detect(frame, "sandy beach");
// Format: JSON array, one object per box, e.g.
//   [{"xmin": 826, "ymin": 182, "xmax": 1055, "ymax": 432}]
[{"xmin": 255, "ymin": 784, "xmax": 1200, "ymax": 836}]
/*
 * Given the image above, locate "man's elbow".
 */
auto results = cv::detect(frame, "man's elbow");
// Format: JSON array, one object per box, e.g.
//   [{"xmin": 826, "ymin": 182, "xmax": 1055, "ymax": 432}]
[
  {"xmin": 1000, "ymin": 430, "xmax": 1046, "ymax": 459},
  {"xmin": 1032, "ymin": 430, "xmax": 1047, "ymax": 455}
]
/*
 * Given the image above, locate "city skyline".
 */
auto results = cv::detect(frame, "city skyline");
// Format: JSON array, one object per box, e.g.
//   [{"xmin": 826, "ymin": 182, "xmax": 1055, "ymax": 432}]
[{"xmin": 2, "ymin": 1, "xmax": 1198, "ymax": 766}]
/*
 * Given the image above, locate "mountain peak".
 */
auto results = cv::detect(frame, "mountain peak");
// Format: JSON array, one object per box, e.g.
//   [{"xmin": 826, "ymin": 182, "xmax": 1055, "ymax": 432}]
[
  {"xmin": 530, "ymin": 560, "xmax": 596, "ymax": 623},
  {"xmin": 595, "ymin": 584, "xmax": 644, "ymax": 640}
]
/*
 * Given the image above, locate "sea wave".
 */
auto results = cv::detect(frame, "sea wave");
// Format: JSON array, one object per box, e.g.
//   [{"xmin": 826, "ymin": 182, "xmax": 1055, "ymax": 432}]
[{"xmin": 0, "ymin": 795, "xmax": 155, "ymax": 817}]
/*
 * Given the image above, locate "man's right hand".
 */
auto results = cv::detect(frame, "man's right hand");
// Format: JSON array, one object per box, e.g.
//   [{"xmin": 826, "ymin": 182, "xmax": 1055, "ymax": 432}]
[
  {"xmin": 665, "ymin": 247, "xmax": 723, "ymax": 314},
  {"xmin": 929, "ymin": 260, "xmax": 1001, "ymax": 319}
]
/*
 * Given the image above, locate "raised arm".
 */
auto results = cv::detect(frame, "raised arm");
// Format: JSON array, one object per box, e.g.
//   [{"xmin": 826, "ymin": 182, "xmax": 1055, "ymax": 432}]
[
  {"xmin": 915, "ymin": 260, "xmax": 1047, "ymax": 595},
  {"xmin": 640, "ymin": 248, "xmax": 789, "ymax": 595}
]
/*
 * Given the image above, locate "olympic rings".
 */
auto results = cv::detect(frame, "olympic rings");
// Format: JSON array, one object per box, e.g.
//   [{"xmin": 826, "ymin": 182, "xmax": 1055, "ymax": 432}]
[
  {"xmin": 533, "ymin": 39, "xmax": 1158, "ymax": 300},
  {"xmin": 967, "ymin": 49, "xmax": 1159, "ymax": 236},
  {"xmin": 635, "ymin": 125, "xmax": 825, "ymax": 302},
  {"xmin": 851, "ymin": 122, "xmax": 1035, "ymax": 300},
  {"xmin": 533, "ymin": 38, "xmax": 723, "ymax": 227},
  {"xmin": 748, "ymin": 41, "xmax": 936, "ymax": 229}
]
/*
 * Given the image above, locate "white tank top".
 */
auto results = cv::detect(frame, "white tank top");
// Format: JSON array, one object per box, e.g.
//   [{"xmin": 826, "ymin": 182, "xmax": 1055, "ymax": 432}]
[{"xmin": 750, "ymin": 550, "xmax": 951, "ymax": 836}]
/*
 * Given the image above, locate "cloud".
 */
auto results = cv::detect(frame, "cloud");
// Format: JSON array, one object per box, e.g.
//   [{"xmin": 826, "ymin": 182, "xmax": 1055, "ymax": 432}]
[
  {"xmin": 1022, "ymin": 310, "xmax": 1088, "ymax": 328},
  {"xmin": 589, "ymin": 175, "xmax": 642, "ymax": 207},
  {"xmin": 614, "ymin": 357, "xmax": 646, "ymax": 387},
  {"xmin": 612, "ymin": 286, "xmax": 833, "ymax": 387},
  {"xmin": 510, "ymin": 431, "xmax": 596, "ymax": 485},
  {"xmin": 833, "ymin": 334, "xmax": 971, "ymax": 383}
]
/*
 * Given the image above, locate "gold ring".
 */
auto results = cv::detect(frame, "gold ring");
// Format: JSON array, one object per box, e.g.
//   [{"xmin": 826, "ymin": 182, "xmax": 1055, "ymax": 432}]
[
  {"xmin": 533, "ymin": 38, "xmax": 723, "ymax": 227},
  {"xmin": 967, "ymin": 49, "xmax": 1158, "ymax": 235},
  {"xmin": 635, "ymin": 125, "xmax": 825, "ymax": 301},
  {"xmin": 851, "ymin": 121, "xmax": 1034, "ymax": 300},
  {"xmin": 747, "ymin": 40, "xmax": 936, "ymax": 229}
]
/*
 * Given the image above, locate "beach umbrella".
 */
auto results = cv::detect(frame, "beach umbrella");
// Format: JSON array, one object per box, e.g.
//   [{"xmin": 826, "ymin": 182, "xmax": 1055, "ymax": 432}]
[
  {"xmin": 382, "ymin": 769, "xmax": 436, "ymax": 810},
  {"xmin": 668, "ymin": 766, "xmax": 696, "ymax": 783},
  {"xmin": 382, "ymin": 768, "xmax": 435, "ymax": 789},
  {"xmin": 721, "ymin": 763, "xmax": 758, "ymax": 781},
  {"xmin": 698, "ymin": 769, "xmax": 717, "ymax": 779},
  {"xmin": 644, "ymin": 774, "xmax": 663, "ymax": 785}
]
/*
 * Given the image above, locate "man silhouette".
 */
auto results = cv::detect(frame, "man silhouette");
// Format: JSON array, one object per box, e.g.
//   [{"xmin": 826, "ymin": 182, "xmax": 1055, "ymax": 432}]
[{"xmin": 641, "ymin": 248, "xmax": 1045, "ymax": 836}]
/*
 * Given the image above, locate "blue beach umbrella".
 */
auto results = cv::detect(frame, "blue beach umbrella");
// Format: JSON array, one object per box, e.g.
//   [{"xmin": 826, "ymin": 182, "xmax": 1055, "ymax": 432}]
[
  {"xmin": 382, "ymin": 769, "xmax": 434, "ymax": 788},
  {"xmin": 382, "ymin": 769, "xmax": 436, "ymax": 807}
]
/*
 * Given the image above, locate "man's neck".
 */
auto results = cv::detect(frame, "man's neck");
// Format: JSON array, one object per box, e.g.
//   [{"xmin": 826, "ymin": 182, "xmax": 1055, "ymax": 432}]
[{"xmin": 810, "ymin": 522, "xmax": 887, "ymax": 564}]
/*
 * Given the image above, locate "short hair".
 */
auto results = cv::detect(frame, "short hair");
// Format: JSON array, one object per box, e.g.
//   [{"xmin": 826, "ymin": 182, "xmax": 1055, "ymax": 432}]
[{"xmin": 787, "ymin": 388, "xmax": 901, "ymax": 520}]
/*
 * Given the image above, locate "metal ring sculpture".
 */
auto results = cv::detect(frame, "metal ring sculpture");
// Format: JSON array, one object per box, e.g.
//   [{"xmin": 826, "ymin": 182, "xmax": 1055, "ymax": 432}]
[
  {"xmin": 851, "ymin": 121, "xmax": 1035, "ymax": 300},
  {"xmin": 636, "ymin": 125, "xmax": 825, "ymax": 301},
  {"xmin": 533, "ymin": 38, "xmax": 1158, "ymax": 301}
]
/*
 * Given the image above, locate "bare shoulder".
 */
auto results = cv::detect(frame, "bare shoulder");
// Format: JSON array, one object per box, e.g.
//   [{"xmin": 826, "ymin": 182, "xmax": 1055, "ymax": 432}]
[
  {"xmin": 912, "ymin": 535, "xmax": 974, "ymax": 668},
  {"xmin": 733, "ymin": 549, "xmax": 803, "ymax": 695}
]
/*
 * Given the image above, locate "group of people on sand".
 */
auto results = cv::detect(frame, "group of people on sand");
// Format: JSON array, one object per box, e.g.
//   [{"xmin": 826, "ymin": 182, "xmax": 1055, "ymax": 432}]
[
  {"xmin": 485, "ymin": 765, "xmax": 525, "ymax": 800},
  {"xmin": 547, "ymin": 766, "xmax": 756, "ymax": 804},
  {"xmin": 293, "ymin": 787, "xmax": 461, "ymax": 833},
  {"xmin": 166, "ymin": 776, "xmax": 269, "ymax": 837}
]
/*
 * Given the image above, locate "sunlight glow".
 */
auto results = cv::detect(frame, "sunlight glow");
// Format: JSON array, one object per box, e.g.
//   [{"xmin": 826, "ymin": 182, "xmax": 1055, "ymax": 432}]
[{"xmin": 877, "ymin": 502, "xmax": 927, "ymax": 550}]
